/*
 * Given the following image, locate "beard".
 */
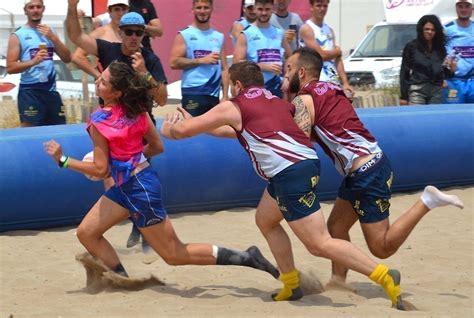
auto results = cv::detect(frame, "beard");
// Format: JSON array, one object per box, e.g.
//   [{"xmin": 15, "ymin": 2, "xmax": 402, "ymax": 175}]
[
  {"xmin": 195, "ymin": 14, "xmax": 211, "ymax": 24},
  {"xmin": 257, "ymin": 15, "xmax": 271, "ymax": 24},
  {"xmin": 289, "ymin": 73, "xmax": 301, "ymax": 94}
]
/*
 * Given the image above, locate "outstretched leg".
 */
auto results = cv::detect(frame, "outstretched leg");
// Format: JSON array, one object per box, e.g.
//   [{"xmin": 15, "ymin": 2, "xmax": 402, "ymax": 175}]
[
  {"xmin": 362, "ymin": 186, "xmax": 464, "ymax": 259},
  {"xmin": 139, "ymin": 216, "xmax": 279, "ymax": 278}
]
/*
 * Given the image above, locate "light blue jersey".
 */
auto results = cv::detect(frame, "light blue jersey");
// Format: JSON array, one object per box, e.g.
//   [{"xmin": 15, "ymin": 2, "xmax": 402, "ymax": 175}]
[
  {"xmin": 230, "ymin": 17, "xmax": 251, "ymax": 45},
  {"xmin": 444, "ymin": 20, "xmax": 474, "ymax": 79},
  {"xmin": 179, "ymin": 26, "xmax": 224, "ymax": 97},
  {"xmin": 14, "ymin": 25, "xmax": 57, "ymax": 91},
  {"xmin": 443, "ymin": 20, "xmax": 474, "ymax": 104},
  {"xmin": 242, "ymin": 24, "xmax": 284, "ymax": 94}
]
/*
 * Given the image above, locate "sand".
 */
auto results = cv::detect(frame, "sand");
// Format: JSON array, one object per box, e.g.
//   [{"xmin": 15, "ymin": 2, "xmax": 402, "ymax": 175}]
[{"xmin": 0, "ymin": 187, "xmax": 472, "ymax": 317}]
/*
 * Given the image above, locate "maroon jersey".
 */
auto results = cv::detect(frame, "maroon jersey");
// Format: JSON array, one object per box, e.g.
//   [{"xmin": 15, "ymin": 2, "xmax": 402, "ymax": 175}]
[
  {"xmin": 298, "ymin": 80, "xmax": 381, "ymax": 176},
  {"xmin": 232, "ymin": 87, "xmax": 318, "ymax": 180}
]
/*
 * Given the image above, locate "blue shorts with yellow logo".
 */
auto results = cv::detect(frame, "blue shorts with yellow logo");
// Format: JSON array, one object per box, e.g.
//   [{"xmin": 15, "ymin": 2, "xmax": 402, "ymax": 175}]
[
  {"xmin": 18, "ymin": 89, "xmax": 65, "ymax": 126},
  {"xmin": 338, "ymin": 153, "xmax": 393, "ymax": 224},
  {"xmin": 104, "ymin": 166, "xmax": 167, "ymax": 228},
  {"xmin": 267, "ymin": 159, "xmax": 321, "ymax": 222}
]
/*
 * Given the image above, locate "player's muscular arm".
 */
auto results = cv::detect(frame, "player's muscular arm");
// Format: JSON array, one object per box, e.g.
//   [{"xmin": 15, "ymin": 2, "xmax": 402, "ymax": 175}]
[{"xmin": 292, "ymin": 95, "xmax": 312, "ymax": 137}]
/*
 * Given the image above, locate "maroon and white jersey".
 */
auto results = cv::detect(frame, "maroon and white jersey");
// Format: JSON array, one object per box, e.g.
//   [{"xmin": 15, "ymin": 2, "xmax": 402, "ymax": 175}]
[
  {"xmin": 298, "ymin": 80, "xmax": 381, "ymax": 176},
  {"xmin": 232, "ymin": 87, "xmax": 318, "ymax": 180}
]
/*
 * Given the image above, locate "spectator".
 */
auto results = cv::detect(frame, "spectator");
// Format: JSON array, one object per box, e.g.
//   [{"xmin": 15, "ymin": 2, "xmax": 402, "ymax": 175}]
[
  {"xmin": 230, "ymin": 0, "xmax": 257, "ymax": 45},
  {"xmin": 129, "ymin": 0, "xmax": 163, "ymax": 50},
  {"xmin": 233, "ymin": 0, "xmax": 291, "ymax": 98},
  {"xmin": 72, "ymin": 0, "xmax": 129, "ymax": 79},
  {"xmin": 169, "ymin": 0, "xmax": 229, "ymax": 116},
  {"xmin": 6, "ymin": 0, "xmax": 71, "ymax": 127},
  {"xmin": 93, "ymin": 0, "xmax": 163, "ymax": 51},
  {"xmin": 270, "ymin": 0, "xmax": 303, "ymax": 52},
  {"xmin": 299, "ymin": 0, "xmax": 353, "ymax": 96},
  {"xmin": 443, "ymin": 0, "xmax": 473, "ymax": 104},
  {"xmin": 399, "ymin": 15, "xmax": 455, "ymax": 105},
  {"xmin": 66, "ymin": 2, "xmax": 168, "ymax": 109}
]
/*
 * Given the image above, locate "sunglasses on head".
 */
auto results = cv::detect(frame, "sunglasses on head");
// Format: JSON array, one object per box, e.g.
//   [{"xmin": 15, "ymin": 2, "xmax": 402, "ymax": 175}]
[{"xmin": 122, "ymin": 29, "xmax": 145, "ymax": 37}]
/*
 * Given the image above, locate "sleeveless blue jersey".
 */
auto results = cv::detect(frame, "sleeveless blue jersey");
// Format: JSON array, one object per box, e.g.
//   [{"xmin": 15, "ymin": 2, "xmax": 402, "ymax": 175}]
[
  {"xmin": 242, "ymin": 24, "xmax": 284, "ymax": 86},
  {"xmin": 179, "ymin": 26, "xmax": 224, "ymax": 97},
  {"xmin": 444, "ymin": 20, "xmax": 474, "ymax": 79},
  {"xmin": 14, "ymin": 25, "xmax": 57, "ymax": 91}
]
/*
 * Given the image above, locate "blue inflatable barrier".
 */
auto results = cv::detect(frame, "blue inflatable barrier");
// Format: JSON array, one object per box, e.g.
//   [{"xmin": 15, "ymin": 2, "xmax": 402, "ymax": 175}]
[{"xmin": 1, "ymin": 104, "xmax": 473, "ymax": 232}]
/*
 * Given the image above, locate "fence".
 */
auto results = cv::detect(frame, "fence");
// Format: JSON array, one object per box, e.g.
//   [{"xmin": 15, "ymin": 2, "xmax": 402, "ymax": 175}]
[{"xmin": 0, "ymin": 88, "xmax": 401, "ymax": 129}]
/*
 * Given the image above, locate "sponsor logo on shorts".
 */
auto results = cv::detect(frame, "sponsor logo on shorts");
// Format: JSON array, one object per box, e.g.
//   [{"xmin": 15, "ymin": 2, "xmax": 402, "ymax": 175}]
[
  {"xmin": 375, "ymin": 199, "xmax": 390, "ymax": 213},
  {"xmin": 277, "ymin": 197, "xmax": 288, "ymax": 212},
  {"xmin": 386, "ymin": 172, "xmax": 393, "ymax": 189},
  {"xmin": 448, "ymin": 89, "xmax": 458, "ymax": 98},
  {"xmin": 354, "ymin": 200, "xmax": 365, "ymax": 216},
  {"xmin": 298, "ymin": 191, "xmax": 317, "ymax": 208},
  {"xmin": 311, "ymin": 176, "xmax": 319, "ymax": 188},
  {"xmin": 24, "ymin": 106, "xmax": 38, "ymax": 117},
  {"xmin": 146, "ymin": 218, "xmax": 162, "ymax": 226}
]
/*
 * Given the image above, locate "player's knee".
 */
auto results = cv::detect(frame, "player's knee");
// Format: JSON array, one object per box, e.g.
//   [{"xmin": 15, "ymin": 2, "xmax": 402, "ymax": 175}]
[
  {"xmin": 76, "ymin": 226, "xmax": 94, "ymax": 245},
  {"xmin": 160, "ymin": 252, "xmax": 187, "ymax": 266},
  {"xmin": 368, "ymin": 244, "xmax": 396, "ymax": 259}
]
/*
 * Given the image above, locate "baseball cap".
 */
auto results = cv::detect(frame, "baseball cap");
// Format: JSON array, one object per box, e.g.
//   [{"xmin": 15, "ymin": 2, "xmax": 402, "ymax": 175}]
[
  {"xmin": 108, "ymin": 0, "xmax": 129, "ymax": 7},
  {"xmin": 456, "ymin": 0, "xmax": 472, "ymax": 4},
  {"xmin": 24, "ymin": 0, "xmax": 43, "ymax": 6},
  {"xmin": 120, "ymin": 12, "xmax": 145, "ymax": 28},
  {"xmin": 244, "ymin": 0, "xmax": 255, "ymax": 7}
]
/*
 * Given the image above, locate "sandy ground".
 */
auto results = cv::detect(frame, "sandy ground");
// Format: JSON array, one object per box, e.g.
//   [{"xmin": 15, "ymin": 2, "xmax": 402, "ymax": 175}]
[{"xmin": 0, "ymin": 187, "xmax": 473, "ymax": 318}]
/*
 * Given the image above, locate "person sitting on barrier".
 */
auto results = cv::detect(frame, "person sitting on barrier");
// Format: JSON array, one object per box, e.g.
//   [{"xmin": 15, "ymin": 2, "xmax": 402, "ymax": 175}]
[
  {"xmin": 283, "ymin": 47, "xmax": 464, "ymax": 288},
  {"xmin": 43, "ymin": 61, "xmax": 280, "ymax": 281},
  {"xmin": 161, "ymin": 60, "xmax": 408, "ymax": 309}
]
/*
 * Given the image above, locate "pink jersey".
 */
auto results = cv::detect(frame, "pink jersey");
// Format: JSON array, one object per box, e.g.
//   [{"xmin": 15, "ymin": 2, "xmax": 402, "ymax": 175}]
[
  {"xmin": 87, "ymin": 105, "xmax": 149, "ymax": 185},
  {"xmin": 298, "ymin": 80, "xmax": 381, "ymax": 176},
  {"xmin": 232, "ymin": 87, "xmax": 318, "ymax": 180}
]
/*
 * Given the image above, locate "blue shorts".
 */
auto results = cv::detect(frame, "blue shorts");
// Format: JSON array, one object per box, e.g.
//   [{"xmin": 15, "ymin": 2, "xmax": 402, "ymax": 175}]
[
  {"xmin": 104, "ymin": 166, "xmax": 167, "ymax": 228},
  {"xmin": 267, "ymin": 159, "xmax": 321, "ymax": 222},
  {"xmin": 443, "ymin": 78, "xmax": 474, "ymax": 104},
  {"xmin": 338, "ymin": 153, "xmax": 393, "ymax": 224},
  {"xmin": 181, "ymin": 95, "xmax": 219, "ymax": 116},
  {"xmin": 18, "ymin": 89, "xmax": 65, "ymax": 126}
]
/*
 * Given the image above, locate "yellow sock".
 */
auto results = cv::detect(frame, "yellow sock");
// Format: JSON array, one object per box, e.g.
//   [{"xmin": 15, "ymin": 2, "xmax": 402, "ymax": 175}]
[
  {"xmin": 369, "ymin": 264, "xmax": 401, "ymax": 307},
  {"xmin": 272, "ymin": 269, "xmax": 303, "ymax": 301}
]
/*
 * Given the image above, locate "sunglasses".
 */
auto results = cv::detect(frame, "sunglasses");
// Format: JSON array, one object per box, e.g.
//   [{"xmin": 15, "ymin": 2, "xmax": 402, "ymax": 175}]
[{"xmin": 122, "ymin": 29, "xmax": 145, "ymax": 37}]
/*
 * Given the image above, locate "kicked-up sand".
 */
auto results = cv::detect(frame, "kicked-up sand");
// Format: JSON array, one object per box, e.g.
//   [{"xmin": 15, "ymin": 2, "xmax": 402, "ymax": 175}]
[{"xmin": 0, "ymin": 187, "xmax": 472, "ymax": 317}]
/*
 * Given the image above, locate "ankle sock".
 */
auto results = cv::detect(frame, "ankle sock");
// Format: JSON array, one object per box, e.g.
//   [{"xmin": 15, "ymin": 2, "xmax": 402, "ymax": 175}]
[
  {"xmin": 421, "ymin": 186, "xmax": 464, "ymax": 210},
  {"xmin": 272, "ymin": 269, "xmax": 303, "ymax": 301}
]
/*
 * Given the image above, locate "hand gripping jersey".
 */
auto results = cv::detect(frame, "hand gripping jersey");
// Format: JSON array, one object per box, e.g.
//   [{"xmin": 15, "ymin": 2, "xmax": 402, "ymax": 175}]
[
  {"xmin": 232, "ymin": 87, "xmax": 318, "ymax": 180},
  {"xmin": 444, "ymin": 20, "xmax": 474, "ymax": 79},
  {"xmin": 297, "ymin": 81, "xmax": 381, "ymax": 176},
  {"xmin": 87, "ymin": 106, "xmax": 149, "ymax": 186},
  {"xmin": 14, "ymin": 25, "xmax": 57, "ymax": 91},
  {"xmin": 299, "ymin": 20, "xmax": 339, "ymax": 84},
  {"xmin": 179, "ymin": 26, "xmax": 224, "ymax": 97}
]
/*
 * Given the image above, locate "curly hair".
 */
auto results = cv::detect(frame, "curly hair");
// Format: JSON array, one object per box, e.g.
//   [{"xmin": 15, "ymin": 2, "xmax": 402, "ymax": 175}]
[
  {"xmin": 416, "ymin": 15, "xmax": 447, "ymax": 57},
  {"xmin": 107, "ymin": 61, "xmax": 154, "ymax": 119}
]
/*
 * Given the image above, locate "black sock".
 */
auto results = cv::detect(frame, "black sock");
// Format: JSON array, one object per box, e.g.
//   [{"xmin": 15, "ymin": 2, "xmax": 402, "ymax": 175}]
[
  {"xmin": 112, "ymin": 263, "xmax": 129, "ymax": 277},
  {"xmin": 216, "ymin": 246, "xmax": 279, "ymax": 278}
]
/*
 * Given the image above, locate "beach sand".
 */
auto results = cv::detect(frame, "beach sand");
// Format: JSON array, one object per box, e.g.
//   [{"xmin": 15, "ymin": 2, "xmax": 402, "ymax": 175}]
[{"xmin": 1, "ymin": 187, "xmax": 472, "ymax": 317}]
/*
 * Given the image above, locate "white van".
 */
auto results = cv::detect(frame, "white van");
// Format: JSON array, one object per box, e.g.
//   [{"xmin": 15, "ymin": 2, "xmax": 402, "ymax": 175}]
[
  {"xmin": 344, "ymin": 21, "xmax": 416, "ymax": 88},
  {"xmin": 343, "ymin": 0, "xmax": 456, "ymax": 88}
]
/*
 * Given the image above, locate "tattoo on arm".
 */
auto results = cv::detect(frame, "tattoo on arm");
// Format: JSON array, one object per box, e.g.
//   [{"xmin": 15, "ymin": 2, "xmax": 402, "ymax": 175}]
[{"xmin": 292, "ymin": 96, "xmax": 312, "ymax": 137}]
